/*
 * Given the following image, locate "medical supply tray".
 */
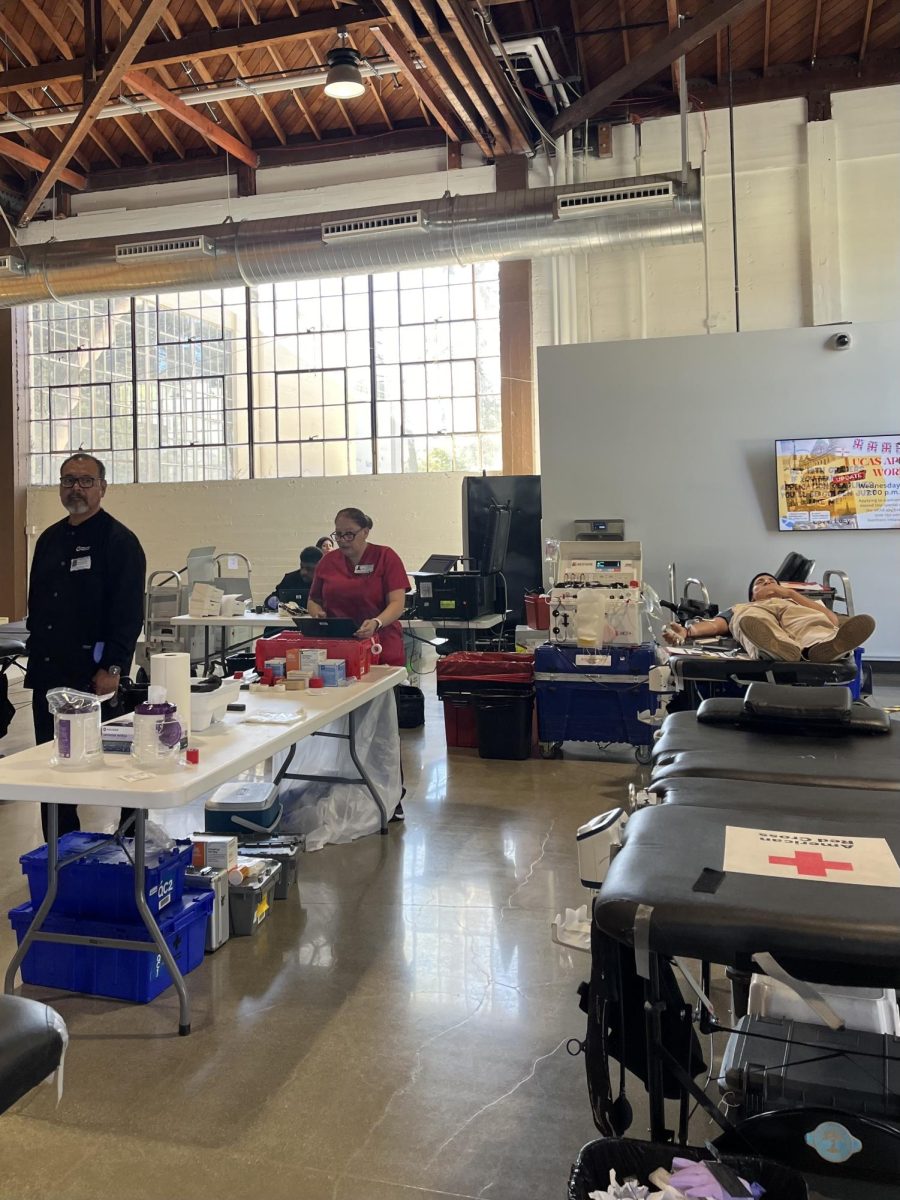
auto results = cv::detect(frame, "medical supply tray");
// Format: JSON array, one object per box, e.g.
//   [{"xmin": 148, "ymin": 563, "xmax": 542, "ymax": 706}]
[
  {"xmin": 534, "ymin": 643, "xmax": 657, "ymax": 749},
  {"xmin": 721, "ymin": 1014, "xmax": 900, "ymax": 1120},
  {"xmin": 7, "ymin": 890, "xmax": 213, "ymax": 1004},
  {"xmin": 255, "ymin": 632, "xmax": 375, "ymax": 679},
  {"xmin": 20, "ymin": 832, "xmax": 192, "ymax": 924}
]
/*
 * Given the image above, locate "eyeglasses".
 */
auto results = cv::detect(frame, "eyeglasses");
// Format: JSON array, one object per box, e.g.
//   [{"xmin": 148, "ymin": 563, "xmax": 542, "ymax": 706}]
[
  {"xmin": 331, "ymin": 529, "xmax": 361, "ymax": 542},
  {"xmin": 60, "ymin": 475, "xmax": 100, "ymax": 488}
]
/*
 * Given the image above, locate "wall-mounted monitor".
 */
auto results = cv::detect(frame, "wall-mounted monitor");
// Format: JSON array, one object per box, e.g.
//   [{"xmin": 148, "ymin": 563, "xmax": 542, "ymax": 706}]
[{"xmin": 776, "ymin": 436, "xmax": 900, "ymax": 531}]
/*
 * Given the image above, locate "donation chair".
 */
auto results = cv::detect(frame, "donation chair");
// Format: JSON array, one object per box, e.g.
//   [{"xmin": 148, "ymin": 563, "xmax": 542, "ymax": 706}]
[{"xmin": 0, "ymin": 995, "xmax": 66, "ymax": 1114}]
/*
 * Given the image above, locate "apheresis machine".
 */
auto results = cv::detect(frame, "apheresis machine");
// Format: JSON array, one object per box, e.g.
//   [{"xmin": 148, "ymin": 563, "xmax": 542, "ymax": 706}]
[{"xmin": 536, "ymin": 536, "xmax": 659, "ymax": 763}]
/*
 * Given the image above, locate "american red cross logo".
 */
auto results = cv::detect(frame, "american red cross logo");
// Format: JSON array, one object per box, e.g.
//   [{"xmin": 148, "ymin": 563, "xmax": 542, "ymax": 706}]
[{"xmin": 768, "ymin": 850, "xmax": 854, "ymax": 878}]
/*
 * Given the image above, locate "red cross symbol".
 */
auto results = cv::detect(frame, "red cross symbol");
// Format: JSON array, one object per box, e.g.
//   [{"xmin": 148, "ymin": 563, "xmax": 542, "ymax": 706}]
[{"xmin": 768, "ymin": 850, "xmax": 854, "ymax": 878}]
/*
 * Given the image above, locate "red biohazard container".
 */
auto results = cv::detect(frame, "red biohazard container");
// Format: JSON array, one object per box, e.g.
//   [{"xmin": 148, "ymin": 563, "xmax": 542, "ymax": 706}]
[
  {"xmin": 254, "ymin": 632, "xmax": 378, "ymax": 679},
  {"xmin": 524, "ymin": 593, "xmax": 551, "ymax": 631},
  {"xmin": 436, "ymin": 653, "xmax": 535, "ymax": 751}
]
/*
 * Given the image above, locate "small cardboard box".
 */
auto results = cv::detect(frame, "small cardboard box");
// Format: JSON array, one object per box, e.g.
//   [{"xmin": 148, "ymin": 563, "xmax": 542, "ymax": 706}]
[{"xmin": 191, "ymin": 834, "xmax": 238, "ymax": 871}]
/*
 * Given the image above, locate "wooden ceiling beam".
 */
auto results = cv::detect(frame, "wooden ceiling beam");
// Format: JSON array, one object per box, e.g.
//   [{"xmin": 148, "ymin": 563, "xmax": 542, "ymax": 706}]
[
  {"xmin": 82, "ymin": 125, "xmax": 449, "ymax": 191},
  {"xmin": 810, "ymin": 0, "xmax": 824, "ymax": 64},
  {"xmin": 763, "ymin": 0, "xmax": 773, "ymax": 75},
  {"xmin": 859, "ymin": 0, "xmax": 876, "ymax": 64},
  {"xmin": 0, "ymin": 4, "xmax": 383, "ymax": 96},
  {"xmin": 105, "ymin": 0, "xmax": 233, "ymax": 153},
  {"xmin": 618, "ymin": 0, "xmax": 632, "ymax": 66},
  {"xmin": 19, "ymin": 0, "xmax": 75, "ymax": 61},
  {"xmin": 551, "ymin": 0, "xmax": 767, "ymax": 137},
  {"xmin": 380, "ymin": 0, "xmax": 493, "ymax": 155},
  {"xmin": 0, "ymin": 8, "xmax": 121, "ymax": 170},
  {"xmin": 0, "ymin": 134, "xmax": 87, "ymax": 189},
  {"xmin": 437, "ymin": 0, "xmax": 532, "ymax": 151},
  {"xmin": 407, "ymin": 0, "xmax": 510, "ymax": 153},
  {"xmin": 228, "ymin": 0, "xmax": 321, "ymax": 141},
  {"xmin": 18, "ymin": 0, "xmax": 175, "ymax": 226},
  {"xmin": 371, "ymin": 23, "xmax": 463, "ymax": 142},
  {"xmin": 123, "ymin": 69, "xmax": 259, "ymax": 166},
  {"xmin": 667, "ymin": 0, "xmax": 681, "ymax": 91},
  {"xmin": 689, "ymin": 47, "xmax": 900, "ymax": 108}
]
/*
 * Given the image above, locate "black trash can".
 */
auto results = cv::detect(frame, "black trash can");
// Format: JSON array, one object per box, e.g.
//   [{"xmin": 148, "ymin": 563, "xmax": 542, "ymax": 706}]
[
  {"xmin": 473, "ymin": 688, "xmax": 534, "ymax": 760},
  {"xmin": 568, "ymin": 1138, "xmax": 808, "ymax": 1200},
  {"xmin": 395, "ymin": 684, "xmax": 425, "ymax": 729}
]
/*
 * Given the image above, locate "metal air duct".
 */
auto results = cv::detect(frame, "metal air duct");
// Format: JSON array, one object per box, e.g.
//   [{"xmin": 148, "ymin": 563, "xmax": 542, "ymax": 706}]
[{"xmin": 2, "ymin": 172, "xmax": 702, "ymax": 308}]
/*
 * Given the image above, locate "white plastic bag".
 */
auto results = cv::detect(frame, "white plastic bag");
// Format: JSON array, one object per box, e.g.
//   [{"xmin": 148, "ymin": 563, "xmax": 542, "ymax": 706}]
[{"xmin": 279, "ymin": 690, "xmax": 401, "ymax": 851}]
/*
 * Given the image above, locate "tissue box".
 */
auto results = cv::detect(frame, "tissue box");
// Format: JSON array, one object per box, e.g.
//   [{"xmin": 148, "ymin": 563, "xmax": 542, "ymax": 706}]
[
  {"xmin": 191, "ymin": 834, "xmax": 237, "ymax": 871},
  {"xmin": 319, "ymin": 659, "xmax": 346, "ymax": 687}
]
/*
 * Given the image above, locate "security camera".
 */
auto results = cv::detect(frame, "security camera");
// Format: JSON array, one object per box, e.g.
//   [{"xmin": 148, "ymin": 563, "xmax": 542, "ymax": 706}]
[{"xmin": 829, "ymin": 332, "xmax": 852, "ymax": 350}]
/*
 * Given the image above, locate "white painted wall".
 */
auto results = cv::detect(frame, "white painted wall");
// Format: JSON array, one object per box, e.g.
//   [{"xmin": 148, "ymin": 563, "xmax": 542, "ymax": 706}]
[
  {"xmin": 531, "ymin": 86, "xmax": 900, "ymax": 350},
  {"xmin": 538, "ymin": 322, "xmax": 900, "ymax": 659},
  {"xmin": 26, "ymin": 473, "xmax": 466, "ymax": 602}
]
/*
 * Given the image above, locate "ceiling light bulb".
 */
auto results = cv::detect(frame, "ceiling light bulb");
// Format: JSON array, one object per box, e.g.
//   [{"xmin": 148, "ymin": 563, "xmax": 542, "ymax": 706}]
[{"xmin": 324, "ymin": 48, "xmax": 365, "ymax": 100}]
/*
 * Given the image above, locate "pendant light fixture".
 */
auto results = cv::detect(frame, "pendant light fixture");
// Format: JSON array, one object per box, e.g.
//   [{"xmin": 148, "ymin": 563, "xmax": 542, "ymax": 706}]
[{"xmin": 324, "ymin": 29, "xmax": 366, "ymax": 100}]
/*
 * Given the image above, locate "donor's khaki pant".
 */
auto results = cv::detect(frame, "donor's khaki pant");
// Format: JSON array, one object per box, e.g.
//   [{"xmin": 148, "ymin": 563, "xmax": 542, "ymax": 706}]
[{"xmin": 729, "ymin": 598, "xmax": 836, "ymax": 659}]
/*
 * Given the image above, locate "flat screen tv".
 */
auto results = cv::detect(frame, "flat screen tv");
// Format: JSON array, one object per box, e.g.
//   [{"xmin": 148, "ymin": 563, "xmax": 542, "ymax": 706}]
[{"xmin": 776, "ymin": 436, "xmax": 900, "ymax": 531}]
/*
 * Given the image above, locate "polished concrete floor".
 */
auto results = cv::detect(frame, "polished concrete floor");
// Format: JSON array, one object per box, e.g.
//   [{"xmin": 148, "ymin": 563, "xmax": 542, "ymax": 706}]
[{"xmin": 0, "ymin": 672, "xmax": 638, "ymax": 1200}]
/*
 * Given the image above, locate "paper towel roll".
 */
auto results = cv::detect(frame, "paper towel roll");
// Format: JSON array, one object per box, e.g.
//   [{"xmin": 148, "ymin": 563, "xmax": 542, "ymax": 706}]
[{"xmin": 150, "ymin": 652, "xmax": 192, "ymax": 733}]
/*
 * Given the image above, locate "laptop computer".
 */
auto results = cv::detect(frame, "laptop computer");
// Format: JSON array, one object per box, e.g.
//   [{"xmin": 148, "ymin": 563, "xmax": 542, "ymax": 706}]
[
  {"xmin": 417, "ymin": 554, "xmax": 459, "ymax": 574},
  {"xmin": 276, "ymin": 586, "xmax": 310, "ymax": 606},
  {"xmin": 293, "ymin": 617, "xmax": 360, "ymax": 638}
]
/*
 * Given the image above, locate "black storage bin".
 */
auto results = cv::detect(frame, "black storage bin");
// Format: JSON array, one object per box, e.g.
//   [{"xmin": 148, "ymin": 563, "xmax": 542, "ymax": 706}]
[
  {"xmin": 568, "ymin": 1138, "xmax": 808, "ymax": 1200},
  {"xmin": 395, "ymin": 684, "xmax": 425, "ymax": 729},
  {"xmin": 474, "ymin": 688, "xmax": 534, "ymax": 760}
]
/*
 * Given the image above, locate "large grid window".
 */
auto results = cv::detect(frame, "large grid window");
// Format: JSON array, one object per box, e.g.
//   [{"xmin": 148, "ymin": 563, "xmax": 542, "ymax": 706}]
[{"xmin": 25, "ymin": 264, "xmax": 502, "ymax": 484}]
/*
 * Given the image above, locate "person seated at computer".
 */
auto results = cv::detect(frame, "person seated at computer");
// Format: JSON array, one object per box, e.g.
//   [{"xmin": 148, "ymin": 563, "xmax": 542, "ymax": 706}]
[
  {"xmin": 316, "ymin": 535, "xmax": 336, "ymax": 554},
  {"xmin": 307, "ymin": 508, "xmax": 409, "ymax": 667},
  {"xmin": 264, "ymin": 546, "xmax": 323, "ymax": 612},
  {"xmin": 663, "ymin": 571, "xmax": 875, "ymax": 662}
]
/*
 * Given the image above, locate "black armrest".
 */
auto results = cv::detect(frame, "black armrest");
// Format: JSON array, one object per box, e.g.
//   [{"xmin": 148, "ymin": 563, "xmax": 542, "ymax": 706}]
[{"xmin": 743, "ymin": 682, "xmax": 851, "ymax": 723}]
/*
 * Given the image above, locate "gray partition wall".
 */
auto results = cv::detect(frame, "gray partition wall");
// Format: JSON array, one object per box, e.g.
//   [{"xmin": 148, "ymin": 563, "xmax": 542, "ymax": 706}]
[{"xmin": 537, "ymin": 322, "xmax": 900, "ymax": 659}]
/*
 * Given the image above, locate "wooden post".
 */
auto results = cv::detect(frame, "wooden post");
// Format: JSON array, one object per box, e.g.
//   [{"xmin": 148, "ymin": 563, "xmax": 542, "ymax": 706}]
[
  {"xmin": 0, "ymin": 306, "xmax": 27, "ymax": 618},
  {"xmin": 496, "ymin": 156, "xmax": 534, "ymax": 475}
]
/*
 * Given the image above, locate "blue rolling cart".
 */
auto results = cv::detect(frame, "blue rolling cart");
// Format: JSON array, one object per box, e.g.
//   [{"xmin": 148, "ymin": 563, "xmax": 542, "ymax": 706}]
[{"xmin": 534, "ymin": 642, "xmax": 658, "ymax": 764}]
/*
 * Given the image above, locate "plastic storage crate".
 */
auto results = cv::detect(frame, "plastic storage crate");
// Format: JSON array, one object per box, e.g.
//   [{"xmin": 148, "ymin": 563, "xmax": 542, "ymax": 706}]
[
  {"xmin": 238, "ymin": 837, "xmax": 301, "ymax": 901},
  {"xmin": 255, "ymin": 632, "xmax": 375, "ymax": 679},
  {"xmin": 229, "ymin": 861, "xmax": 281, "ymax": 936},
  {"xmin": 437, "ymin": 653, "xmax": 534, "ymax": 752},
  {"xmin": 20, "ymin": 833, "xmax": 192, "ymax": 923},
  {"xmin": 8, "ymin": 890, "xmax": 213, "ymax": 1004},
  {"xmin": 534, "ymin": 643, "xmax": 657, "ymax": 755}
]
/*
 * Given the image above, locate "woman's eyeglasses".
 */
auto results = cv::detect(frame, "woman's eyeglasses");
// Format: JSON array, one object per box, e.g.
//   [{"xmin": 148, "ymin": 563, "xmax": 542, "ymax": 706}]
[{"xmin": 331, "ymin": 529, "xmax": 361, "ymax": 542}]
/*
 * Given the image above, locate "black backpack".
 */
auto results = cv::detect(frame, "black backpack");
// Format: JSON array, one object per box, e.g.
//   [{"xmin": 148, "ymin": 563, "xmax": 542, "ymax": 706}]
[{"xmin": 395, "ymin": 684, "xmax": 425, "ymax": 729}]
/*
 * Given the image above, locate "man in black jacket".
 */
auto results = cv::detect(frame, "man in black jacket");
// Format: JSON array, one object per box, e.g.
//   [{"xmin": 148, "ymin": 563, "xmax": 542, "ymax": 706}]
[
  {"xmin": 26, "ymin": 453, "xmax": 146, "ymax": 837},
  {"xmin": 264, "ymin": 545, "xmax": 323, "ymax": 611}
]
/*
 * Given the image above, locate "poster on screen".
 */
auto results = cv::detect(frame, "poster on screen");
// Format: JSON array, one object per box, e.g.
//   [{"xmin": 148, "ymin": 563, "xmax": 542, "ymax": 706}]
[{"xmin": 775, "ymin": 435, "xmax": 900, "ymax": 531}]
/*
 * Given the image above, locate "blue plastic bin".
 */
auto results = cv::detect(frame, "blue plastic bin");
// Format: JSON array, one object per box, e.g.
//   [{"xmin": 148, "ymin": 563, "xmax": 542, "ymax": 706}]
[
  {"xmin": 7, "ymin": 891, "xmax": 213, "ymax": 1004},
  {"xmin": 534, "ymin": 643, "xmax": 657, "ymax": 747},
  {"xmin": 20, "ymin": 833, "xmax": 192, "ymax": 923}
]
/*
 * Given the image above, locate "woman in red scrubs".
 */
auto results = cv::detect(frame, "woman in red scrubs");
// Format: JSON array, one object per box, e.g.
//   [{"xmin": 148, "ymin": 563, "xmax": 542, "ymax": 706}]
[{"xmin": 307, "ymin": 508, "xmax": 410, "ymax": 668}]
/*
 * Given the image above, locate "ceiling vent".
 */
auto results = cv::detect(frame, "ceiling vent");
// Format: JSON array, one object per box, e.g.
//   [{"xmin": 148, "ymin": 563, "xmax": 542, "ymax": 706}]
[
  {"xmin": 0, "ymin": 254, "xmax": 25, "ymax": 274},
  {"xmin": 114, "ymin": 234, "xmax": 216, "ymax": 262},
  {"xmin": 321, "ymin": 210, "xmax": 425, "ymax": 242},
  {"xmin": 555, "ymin": 182, "xmax": 674, "ymax": 219}
]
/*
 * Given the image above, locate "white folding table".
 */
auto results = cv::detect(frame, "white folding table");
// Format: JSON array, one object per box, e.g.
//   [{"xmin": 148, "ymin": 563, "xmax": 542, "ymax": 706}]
[{"xmin": 0, "ymin": 665, "xmax": 405, "ymax": 1035}]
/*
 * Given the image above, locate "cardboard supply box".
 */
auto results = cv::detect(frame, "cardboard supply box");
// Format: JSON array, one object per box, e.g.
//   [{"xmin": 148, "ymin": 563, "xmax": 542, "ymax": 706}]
[{"xmin": 191, "ymin": 834, "xmax": 238, "ymax": 871}]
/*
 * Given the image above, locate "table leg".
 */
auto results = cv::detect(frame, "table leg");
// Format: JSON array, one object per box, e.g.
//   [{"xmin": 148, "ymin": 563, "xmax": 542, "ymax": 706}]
[
  {"xmin": 347, "ymin": 708, "xmax": 388, "ymax": 835},
  {"xmin": 5, "ymin": 803, "xmax": 60, "ymax": 994},
  {"xmin": 133, "ymin": 809, "xmax": 192, "ymax": 1036}
]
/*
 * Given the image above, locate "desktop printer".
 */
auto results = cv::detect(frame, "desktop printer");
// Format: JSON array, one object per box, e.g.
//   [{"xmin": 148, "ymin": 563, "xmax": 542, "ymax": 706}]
[{"xmin": 413, "ymin": 505, "xmax": 511, "ymax": 622}]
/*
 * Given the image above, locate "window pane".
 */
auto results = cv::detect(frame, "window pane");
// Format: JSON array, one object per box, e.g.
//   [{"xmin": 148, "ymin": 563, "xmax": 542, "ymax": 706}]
[{"xmin": 26, "ymin": 270, "xmax": 499, "ymax": 485}]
